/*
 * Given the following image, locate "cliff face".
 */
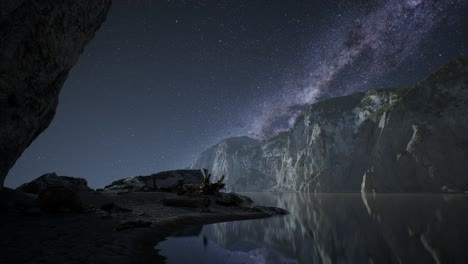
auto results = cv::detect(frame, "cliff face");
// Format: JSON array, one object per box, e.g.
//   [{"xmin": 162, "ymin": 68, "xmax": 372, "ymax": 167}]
[
  {"xmin": 190, "ymin": 136, "xmax": 264, "ymax": 191},
  {"xmin": 191, "ymin": 57, "xmax": 468, "ymax": 192},
  {"xmin": 0, "ymin": 0, "xmax": 112, "ymax": 187}
]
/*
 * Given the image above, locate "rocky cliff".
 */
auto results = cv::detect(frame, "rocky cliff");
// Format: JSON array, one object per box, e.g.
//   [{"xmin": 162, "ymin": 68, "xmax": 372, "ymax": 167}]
[
  {"xmin": 0, "ymin": 0, "xmax": 112, "ymax": 187},
  {"xmin": 190, "ymin": 136, "xmax": 263, "ymax": 191},
  {"xmin": 191, "ymin": 57, "xmax": 468, "ymax": 192}
]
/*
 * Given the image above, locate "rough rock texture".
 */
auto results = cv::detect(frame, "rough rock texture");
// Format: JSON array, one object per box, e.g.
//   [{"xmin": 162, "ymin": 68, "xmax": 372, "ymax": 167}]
[
  {"xmin": 191, "ymin": 57, "xmax": 468, "ymax": 193},
  {"xmin": 38, "ymin": 187, "xmax": 82, "ymax": 213},
  {"xmin": 16, "ymin": 172, "xmax": 91, "ymax": 194},
  {"xmin": 0, "ymin": 0, "xmax": 112, "ymax": 187},
  {"xmin": 215, "ymin": 192, "xmax": 254, "ymax": 207},
  {"xmin": 0, "ymin": 187, "xmax": 37, "ymax": 210},
  {"xmin": 104, "ymin": 170, "xmax": 204, "ymax": 192},
  {"xmin": 190, "ymin": 136, "xmax": 266, "ymax": 191}
]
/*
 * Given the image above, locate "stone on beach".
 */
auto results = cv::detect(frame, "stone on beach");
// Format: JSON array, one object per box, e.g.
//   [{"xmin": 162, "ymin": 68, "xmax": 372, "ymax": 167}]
[
  {"xmin": 104, "ymin": 170, "xmax": 204, "ymax": 192},
  {"xmin": 38, "ymin": 187, "xmax": 82, "ymax": 213},
  {"xmin": 16, "ymin": 172, "xmax": 91, "ymax": 194},
  {"xmin": 215, "ymin": 192, "xmax": 254, "ymax": 207}
]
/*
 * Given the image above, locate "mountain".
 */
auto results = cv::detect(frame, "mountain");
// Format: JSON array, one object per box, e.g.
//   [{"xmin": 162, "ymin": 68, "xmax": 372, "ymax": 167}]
[{"xmin": 190, "ymin": 57, "xmax": 468, "ymax": 193}]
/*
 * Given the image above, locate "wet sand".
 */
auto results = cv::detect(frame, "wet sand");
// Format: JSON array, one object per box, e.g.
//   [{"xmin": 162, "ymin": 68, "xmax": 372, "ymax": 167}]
[{"xmin": 0, "ymin": 189, "xmax": 281, "ymax": 264}]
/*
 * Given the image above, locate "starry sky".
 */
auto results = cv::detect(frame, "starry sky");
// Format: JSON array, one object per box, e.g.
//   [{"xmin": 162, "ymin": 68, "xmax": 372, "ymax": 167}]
[{"xmin": 6, "ymin": 0, "xmax": 468, "ymax": 188}]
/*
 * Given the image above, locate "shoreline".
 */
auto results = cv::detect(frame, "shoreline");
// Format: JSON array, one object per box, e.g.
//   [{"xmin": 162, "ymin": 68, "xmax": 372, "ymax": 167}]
[{"xmin": 0, "ymin": 189, "xmax": 284, "ymax": 264}]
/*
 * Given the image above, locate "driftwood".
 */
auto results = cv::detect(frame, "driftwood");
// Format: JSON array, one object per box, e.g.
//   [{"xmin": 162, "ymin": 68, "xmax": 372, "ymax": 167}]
[
  {"xmin": 177, "ymin": 169, "xmax": 226, "ymax": 195},
  {"xmin": 200, "ymin": 169, "xmax": 225, "ymax": 194}
]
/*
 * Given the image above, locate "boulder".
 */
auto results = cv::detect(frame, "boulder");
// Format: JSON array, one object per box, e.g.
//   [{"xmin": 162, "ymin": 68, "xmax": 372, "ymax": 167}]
[
  {"xmin": 215, "ymin": 192, "xmax": 288, "ymax": 215},
  {"xmin": 38, "ymin": 187, "xmax": 82, "ymax": 213},
  {"xmin": 104, "ymin": 170, "xmax": 204, "ymax": 192},
  {"xmin": 0, "ymin": 0, "xmax": 112, "ymax": 187},
  {"xmin": 215, "ymin": 192, "xmax": 253, "ymax": 207},
  {"xmin": 104, "ymin": 176, "xmax": 148, "ymax": 191},
  {"xmin": 16, "ymin": 173, "xmax": 91, "ymax": 194},
  {"xmin": 0, "ymin": 187, "xmax": 37, "ymax": 210},
  {"xmin": 156, "ymin": 170, "xmax": 204, "ymax": 191}
]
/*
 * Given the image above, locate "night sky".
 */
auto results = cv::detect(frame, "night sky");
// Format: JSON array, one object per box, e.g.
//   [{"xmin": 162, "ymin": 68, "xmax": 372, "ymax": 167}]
[{"xmin": 6, "ymin": 0, "xmax": 468, "ymax": 188}]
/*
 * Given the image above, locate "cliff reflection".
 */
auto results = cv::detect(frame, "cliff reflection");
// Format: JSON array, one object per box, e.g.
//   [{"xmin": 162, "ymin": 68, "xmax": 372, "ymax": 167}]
[
  {"xmin": 158, "ymin": 193, "xmax": 468, "ymax": 264},
  {"xmin": 208, "ymin": 193, "xmax": 468, "ymax": 264}
]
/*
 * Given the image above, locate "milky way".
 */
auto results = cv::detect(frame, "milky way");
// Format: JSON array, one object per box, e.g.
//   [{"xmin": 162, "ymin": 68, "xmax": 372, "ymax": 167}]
[
  {"xmin": 247, "ymin": 0, "xmax": 467, "ymax": 138},
  {"xmin": 6, "ymin": 0, "xmax": 467, "ymax": 189}
]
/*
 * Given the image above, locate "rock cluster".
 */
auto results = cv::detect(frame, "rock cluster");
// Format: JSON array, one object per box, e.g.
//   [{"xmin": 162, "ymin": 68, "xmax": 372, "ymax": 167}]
[
  {"xmin": 38, "ymin": 187, "xmax": 82, "ymax": 213},
  {"xmin": 215, "ymin": 192, "xmax": 253, "ymax": 207},
  {"xmin": 104, "ymin": 170, "xmax": 204, "ymax": 192},
  {"xmin": 16, "ymin": 172, "xmax": 91, "ymax": 194}
]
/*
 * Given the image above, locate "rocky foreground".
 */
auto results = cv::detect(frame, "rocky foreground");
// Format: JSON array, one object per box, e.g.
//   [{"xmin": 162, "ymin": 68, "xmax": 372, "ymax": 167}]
[{"xmin": 0, "ymin": 171, "xmax": 287, "ymax": 264}]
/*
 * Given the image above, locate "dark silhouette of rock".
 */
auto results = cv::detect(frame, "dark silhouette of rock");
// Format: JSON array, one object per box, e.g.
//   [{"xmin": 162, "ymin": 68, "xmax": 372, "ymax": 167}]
[
  {"xmin": 38, "ymin": 187, "xmax": 82, "ymax": 213},
  {"xmin": 216, "ymin": 192, "xmax": 253, "ymax": 207},
  {"xmin": 254, "ymin": 206, "xmax": 289, "ymax": 215},
  {"xmin": 16, "ymin": 172, "xmax": 91, "ymax": 194},
  {"xmin": 214, "ymin": 192, "xmax": 288, "ymax": 214},
  {"xmin": 0, "ymin": 0, "xmax": 112, "ymax": 188},
  {"xmin": 99, "ymin": 202, "xmax": 132, "ymax": 213},
  {"xmin": 104, "ymin": 170, "xmax": 204, "ymax": 192},
  {"xmin": 0, "ymin": 187, "xmax": 37, "ymax": 210}
]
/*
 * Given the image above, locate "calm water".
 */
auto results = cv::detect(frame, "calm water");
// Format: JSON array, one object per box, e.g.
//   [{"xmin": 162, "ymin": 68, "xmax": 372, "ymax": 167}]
[{"xmin": 155, "ymin": 192, "xmax": 468, "ymax": 264}]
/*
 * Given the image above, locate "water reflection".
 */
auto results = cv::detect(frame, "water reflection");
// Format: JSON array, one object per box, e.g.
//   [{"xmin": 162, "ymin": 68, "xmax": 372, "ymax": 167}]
[{"xmin": 156, "ymin": 192, "xmax": 468, "ymax": 264}]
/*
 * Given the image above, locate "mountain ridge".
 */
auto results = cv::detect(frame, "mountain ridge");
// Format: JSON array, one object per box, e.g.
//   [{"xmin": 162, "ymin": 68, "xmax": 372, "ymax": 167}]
[{"xmin": 190, "ymin": 57, "xmax": 468, "ymax": 192}]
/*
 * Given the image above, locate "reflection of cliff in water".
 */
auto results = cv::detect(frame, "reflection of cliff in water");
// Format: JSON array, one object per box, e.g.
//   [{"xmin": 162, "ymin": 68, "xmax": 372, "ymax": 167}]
[{"xmin": 205, "ymin": 192, "xmax": 468, "ymax": 264}]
